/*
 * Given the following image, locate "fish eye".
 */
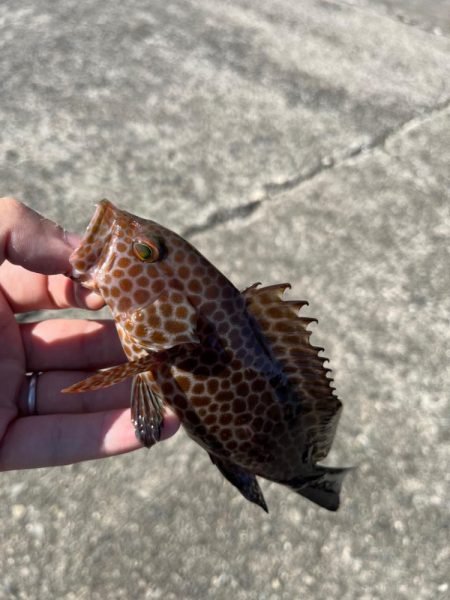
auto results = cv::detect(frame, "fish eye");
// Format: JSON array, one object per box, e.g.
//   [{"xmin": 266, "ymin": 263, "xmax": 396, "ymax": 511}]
[{"xmin": 133, "ymin": 240, "xmax": 160, "ymax": 262}]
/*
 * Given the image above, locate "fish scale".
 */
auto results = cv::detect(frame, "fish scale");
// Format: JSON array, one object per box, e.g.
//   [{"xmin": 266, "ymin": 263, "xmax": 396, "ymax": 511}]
[{"xmin": 64, "ymin": 199, "xmax": 352, "ymax": 512}]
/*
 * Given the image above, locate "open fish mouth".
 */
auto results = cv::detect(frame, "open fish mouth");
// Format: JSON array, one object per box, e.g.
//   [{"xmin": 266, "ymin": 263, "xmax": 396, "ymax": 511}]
[{"xmin": 69, "ymin": 199, "xmax": 119, "ymax": 287}]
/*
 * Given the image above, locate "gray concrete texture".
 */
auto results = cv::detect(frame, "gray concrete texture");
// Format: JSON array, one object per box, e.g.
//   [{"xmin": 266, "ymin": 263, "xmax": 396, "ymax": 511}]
[{"xmin": 0, "ymin": 0, "xmax": 449, "ymax": 598}]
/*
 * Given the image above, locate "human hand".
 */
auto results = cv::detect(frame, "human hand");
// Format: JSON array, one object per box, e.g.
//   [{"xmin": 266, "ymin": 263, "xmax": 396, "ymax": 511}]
[{"xmin": 0, "ymin": 197, "xmax": 180, "ymax": 471}]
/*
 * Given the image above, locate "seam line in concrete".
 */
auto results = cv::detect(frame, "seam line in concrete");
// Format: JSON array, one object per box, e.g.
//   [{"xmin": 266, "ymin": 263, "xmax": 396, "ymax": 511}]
[
  {"xmin": 183, "ymin": 97, "xmax": 450, "ymax": 238},
  {"xmin": 264, "ymin": 97, "xmax": 450, "ymax": 194},
  {"xmin": 323, "ymin": 0, "xmax": 450, "ymax": 40}
]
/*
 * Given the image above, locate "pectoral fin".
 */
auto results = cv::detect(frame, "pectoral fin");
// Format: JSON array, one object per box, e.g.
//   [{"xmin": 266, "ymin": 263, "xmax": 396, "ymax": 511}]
[
  {"xmin": 62, "ymin": 354, "xmax": 160, "ymax": 393},
  {"xmin": 131, "ymin": 372, "xmax": 164, "ymax": 448}
]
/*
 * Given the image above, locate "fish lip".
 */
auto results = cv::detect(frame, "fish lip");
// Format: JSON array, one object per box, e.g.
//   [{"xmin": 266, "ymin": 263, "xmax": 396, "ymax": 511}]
[
  {"xmin": 68, "ymin": 199, "xmax": 118, "ymax": 284},
  {"xmin": 79, "ymin": 199, "xmax": 115, "ymax": 249}
]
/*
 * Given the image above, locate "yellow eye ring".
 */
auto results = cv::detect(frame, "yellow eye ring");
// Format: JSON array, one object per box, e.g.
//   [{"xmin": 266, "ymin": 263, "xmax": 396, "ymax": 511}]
[{"xmin": 133, "ymin": 240, "xmax": 160, "ymax": 262}]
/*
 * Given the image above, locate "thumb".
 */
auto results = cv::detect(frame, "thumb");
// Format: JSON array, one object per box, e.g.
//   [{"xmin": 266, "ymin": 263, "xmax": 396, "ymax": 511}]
[{"xmin": 0, "ymin": 197, "xmax": 79, "ymax": 275}]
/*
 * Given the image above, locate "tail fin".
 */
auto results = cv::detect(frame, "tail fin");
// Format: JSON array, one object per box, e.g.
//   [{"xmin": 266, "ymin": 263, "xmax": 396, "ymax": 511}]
[{"xmin": 282, "ymin": 465, "xmax": 353, "ymax": 511}]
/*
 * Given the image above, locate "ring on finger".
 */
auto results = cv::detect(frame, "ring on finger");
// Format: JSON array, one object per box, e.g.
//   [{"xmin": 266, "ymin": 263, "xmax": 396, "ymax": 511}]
[{"xmin": 27, "ymin": 372, "xmax": 40, "ymax": 416}]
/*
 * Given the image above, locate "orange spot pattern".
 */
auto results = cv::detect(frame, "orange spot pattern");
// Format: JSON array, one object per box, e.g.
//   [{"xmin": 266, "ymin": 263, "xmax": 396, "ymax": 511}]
[{"xmin": 67, "ymin": 200, "xmax": 346, "ymax": 510}]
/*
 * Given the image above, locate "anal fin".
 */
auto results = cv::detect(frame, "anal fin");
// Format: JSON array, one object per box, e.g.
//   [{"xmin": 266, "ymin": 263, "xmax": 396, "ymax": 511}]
[
  {"xmin": 131, "ymin": 372, "xmax": 164, "ymax": 448},
  {"xmin": 209, "ymin": 454, "xmax": 268, "ymax": 513}
]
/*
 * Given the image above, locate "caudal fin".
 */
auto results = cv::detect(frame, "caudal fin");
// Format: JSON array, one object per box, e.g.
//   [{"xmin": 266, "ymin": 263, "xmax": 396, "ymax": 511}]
[{"xmin": 282, "ymin": 465, "xmax": 354, "ymax": 511}]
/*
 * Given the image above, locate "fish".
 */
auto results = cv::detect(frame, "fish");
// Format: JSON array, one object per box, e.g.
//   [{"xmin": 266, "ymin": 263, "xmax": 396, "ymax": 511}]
[{"xmin": 64, "ymin": 199, "xmax": 352, "ymax": 512}]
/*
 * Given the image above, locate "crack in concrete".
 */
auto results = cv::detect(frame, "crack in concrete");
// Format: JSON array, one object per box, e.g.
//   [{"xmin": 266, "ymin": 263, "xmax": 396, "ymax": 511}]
[
  {"xmin": 323, "ymin": 0, "xmax": 450, "ymax": 40},
  {"xmin": 264, "ymin": 96, "xmax": 450, "ymax": 195},
  {"xmin": 182, "ymin": 200, "xmax": 262, "ymax": 237},
  {"xmin": 183, "ymin": 97, "xmax": 450, "ymax": 238}
]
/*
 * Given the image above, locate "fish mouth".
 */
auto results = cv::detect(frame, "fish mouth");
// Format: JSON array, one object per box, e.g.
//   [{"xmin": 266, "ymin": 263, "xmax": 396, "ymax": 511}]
[{"xmin": 69, "ymin": 199, "xmax": 119, "ymax": 289}]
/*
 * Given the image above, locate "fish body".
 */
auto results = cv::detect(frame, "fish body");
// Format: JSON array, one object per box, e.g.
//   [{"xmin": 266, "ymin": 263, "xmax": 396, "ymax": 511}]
[{"xmin": 66, "ymin": 200, "xmax": 351, "ymax": 511}]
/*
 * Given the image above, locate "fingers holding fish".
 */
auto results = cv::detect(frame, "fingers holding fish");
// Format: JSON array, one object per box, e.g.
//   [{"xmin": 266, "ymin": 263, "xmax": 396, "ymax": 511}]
[
  {"xmin": 0, "ymin": 197, "xmax": 104, "ymax": 311},
  {"xmin": 0, "ymin": 198, "xmax": 183, "ymax": 472},
  {"xmin": 0, "ymin": 407, "xmax": 180, "ymax": 470},
  {"xmin": 0, "ymin": 261, "xmax": 104, "ymax": 313},
  {"xmin": 20, "ymin": 319, "xmax": 126, "ymax": 371}
]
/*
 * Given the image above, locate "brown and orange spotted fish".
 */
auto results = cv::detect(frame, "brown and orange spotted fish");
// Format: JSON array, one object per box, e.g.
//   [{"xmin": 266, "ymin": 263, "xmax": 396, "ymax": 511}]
[{"xmin": 64, "ymin": 199, "xmax": 352, "ymax": 512}]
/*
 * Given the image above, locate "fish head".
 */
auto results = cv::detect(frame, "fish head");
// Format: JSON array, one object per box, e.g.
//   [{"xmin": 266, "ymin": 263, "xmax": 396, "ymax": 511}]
[{"xmin": 69, "ymin": 199, "xmax": 205, "ymax": 320}]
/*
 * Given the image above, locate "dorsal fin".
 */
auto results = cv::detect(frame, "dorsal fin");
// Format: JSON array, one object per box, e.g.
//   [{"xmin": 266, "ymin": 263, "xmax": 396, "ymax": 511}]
[{"xmin": 242, "ymin": 283, "xmax": 342, "ymax": 462}]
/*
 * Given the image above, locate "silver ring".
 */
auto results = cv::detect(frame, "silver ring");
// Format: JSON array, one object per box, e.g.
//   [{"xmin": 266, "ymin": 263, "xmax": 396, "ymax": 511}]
[{"xmin": 27, "ymin": 372, "xmax": 39, "ymax": 416}]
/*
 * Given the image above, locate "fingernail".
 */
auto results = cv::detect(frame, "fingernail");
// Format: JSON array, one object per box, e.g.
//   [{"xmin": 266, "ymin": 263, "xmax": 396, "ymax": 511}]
[
  {"xmin": 84, "ymin": 290, "xmax": 106, "ymax": 310},
  {"xmin": 74, "ymin": 285, "xmax": 105, "ymax": 310}
]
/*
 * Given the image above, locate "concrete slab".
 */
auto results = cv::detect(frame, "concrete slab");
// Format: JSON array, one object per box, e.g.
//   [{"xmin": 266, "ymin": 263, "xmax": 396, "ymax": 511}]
[
  {"xmin": 1, "ymin": 0, "xmax": 449, "ymax": 233},
  {"xmin": 0, "ymin": 1, "xmax": 449, "ymax": 599}
]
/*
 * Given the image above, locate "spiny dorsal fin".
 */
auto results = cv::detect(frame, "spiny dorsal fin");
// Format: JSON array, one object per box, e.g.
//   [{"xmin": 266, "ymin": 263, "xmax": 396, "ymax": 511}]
[{"xmin": 242, "ymin": 283, "xmax": 342, "ymax": 462}]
